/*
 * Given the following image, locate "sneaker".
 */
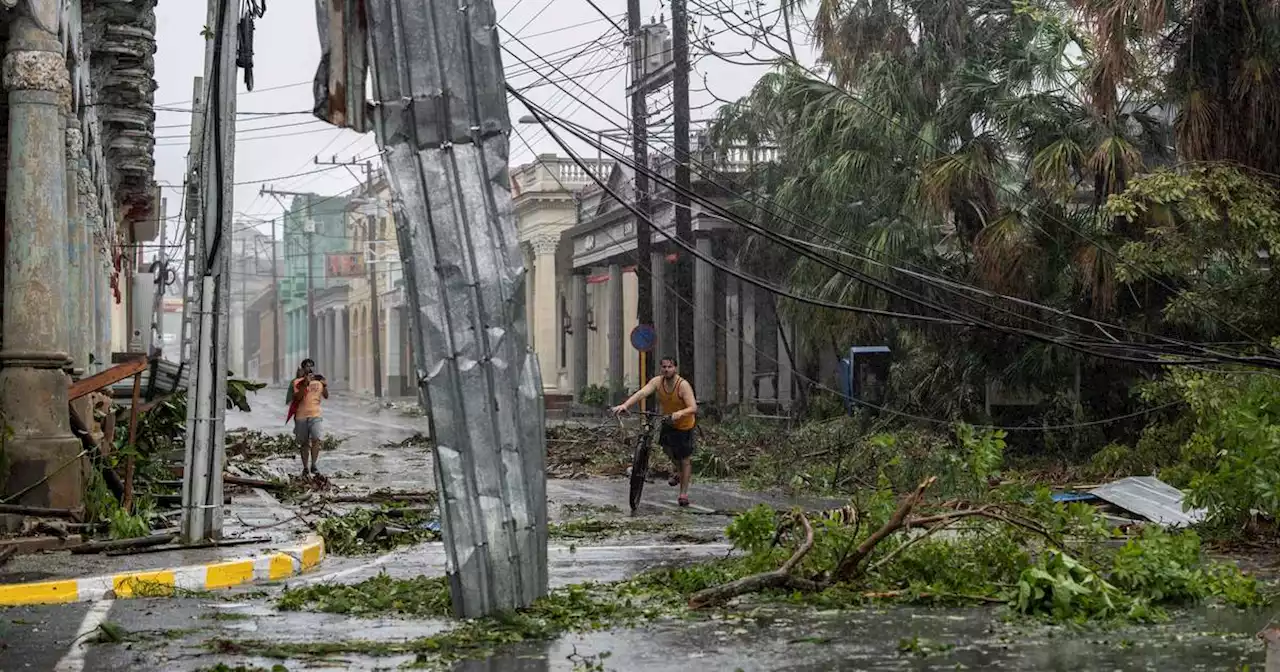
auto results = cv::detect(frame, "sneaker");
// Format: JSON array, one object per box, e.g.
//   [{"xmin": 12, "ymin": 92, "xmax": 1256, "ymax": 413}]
[
  {"xmin": 677, "ymin": 494, "xmax": 690, "ymax": 507},
  {"xmin": 309, "ymin": 465, "xmax": 320, "ymax": 475},
  {"xmin": 668, "ymin": 474, "xmax": 679, "ymax": 487}
]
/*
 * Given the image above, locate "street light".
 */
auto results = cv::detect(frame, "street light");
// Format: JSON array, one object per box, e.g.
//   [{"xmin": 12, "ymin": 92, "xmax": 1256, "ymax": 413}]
[{"xmin": 517, "ymin": 115, "xmax": 626, "ymax": 167}]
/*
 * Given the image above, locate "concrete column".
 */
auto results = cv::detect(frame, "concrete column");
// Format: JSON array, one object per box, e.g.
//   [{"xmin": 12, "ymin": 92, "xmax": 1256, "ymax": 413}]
[
  {"xmin": 327, "ymin": 309, "xmax": 337, "ymax": 377},
  {"xmin": 694, "ymin": 237, "xmax": 714, "ymax": 402},
  {"xmin": 335, "ymin": 308, "xmax": 348, "ymax": 388},
  {"xmin": 607, "ymin": 263, "xmax": 624, "ymax": 399},
  {"xmin": 742, "ymin": 282, "xmax": 757, "ymax": 410},
  {"xmin": 725, "ymin": 275, "xmax": 740, "ymax": 407},
  {"xmin": 386, "ymin": 305, "xmax": 404, "ymax": 396},
  {"xmin": 530, "ymin": 235, "xmax": 559, "ymax": 392},
  {"xmin": 570, "ymin": 274, "xmax": 588, "ymax": 401},
  {"xmin": 777, "ymin": 319, "xmax": 792, "ymax": 410},
  {"xmin": 0, "ymin": 14, "xmax": 83, "ymax": 508},
  {"xmin": 651, "ymin": 251, "xmax": 667, "ymax": 358},
  {"xmin": 64, "ymin": 119, "xmax": 84, "ymax": 376}
]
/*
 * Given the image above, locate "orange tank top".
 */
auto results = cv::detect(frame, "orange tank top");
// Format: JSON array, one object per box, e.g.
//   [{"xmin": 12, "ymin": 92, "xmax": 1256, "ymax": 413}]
[{"xmin": 656, "ymin": 376, "xmax": 695, "ymax": 430}]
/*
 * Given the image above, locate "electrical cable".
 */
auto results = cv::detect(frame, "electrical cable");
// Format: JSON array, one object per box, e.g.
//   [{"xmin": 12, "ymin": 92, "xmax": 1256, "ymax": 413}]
[
  {"xmin": 513, "ymin": 86, "xmax": 1261, "ymax": 369},
  {"xmin": 684, "ymin": 0, "xmax": 1278, "ymax": 354},
  {"xmin": 500, "ymin": 38, "xmax": 1280, "ymax": 368},
  {"xmin": 511, "ymin": 126, "xmax": 1186, "ymax": 431}
]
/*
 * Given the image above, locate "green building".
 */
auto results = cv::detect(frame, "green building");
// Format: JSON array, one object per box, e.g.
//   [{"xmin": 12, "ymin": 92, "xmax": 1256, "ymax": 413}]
[{"xmin": 281, "ymin": 193, "xmax": 350, "ymax": 371}]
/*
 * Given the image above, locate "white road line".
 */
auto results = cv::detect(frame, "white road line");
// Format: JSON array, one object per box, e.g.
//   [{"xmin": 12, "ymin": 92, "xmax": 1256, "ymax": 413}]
[
  {"xmin": 294, "ymin": 552, "xmax": 397, "ymax": 585},
  {"xmin": 53, "ymin": 599, "xmax": 114, "ymax": 672}
]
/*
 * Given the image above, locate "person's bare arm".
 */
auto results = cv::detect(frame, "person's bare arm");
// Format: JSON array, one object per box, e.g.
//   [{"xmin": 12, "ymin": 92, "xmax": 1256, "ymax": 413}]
[
  {"xmin": 612, "ymin": 377, "xmax": 659, "ymax": 413},
  {"xmin": 671, "ymin": 379, "xmax": 698, "ymax": 421},
  {"xmin": 321, "ymin": 380, "xmax": 329, "ymax": 399}
]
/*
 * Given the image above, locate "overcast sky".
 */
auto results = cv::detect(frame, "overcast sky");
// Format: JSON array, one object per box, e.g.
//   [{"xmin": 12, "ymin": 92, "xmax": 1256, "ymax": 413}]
[{"xmin": 152, "ymin": 0, "xmax": 816, "ymax": 254}]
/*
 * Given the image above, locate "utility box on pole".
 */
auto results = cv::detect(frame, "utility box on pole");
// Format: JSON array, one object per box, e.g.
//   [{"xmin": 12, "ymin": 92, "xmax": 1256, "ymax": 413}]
[{"xmin": 311, "ymin": 0, "xmax": 548, "ymax": 618}]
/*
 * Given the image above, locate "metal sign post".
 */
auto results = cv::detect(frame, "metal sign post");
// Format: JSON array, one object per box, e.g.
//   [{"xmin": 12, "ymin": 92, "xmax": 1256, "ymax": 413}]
[{"xmin": 630, "ymin": 324, "xmax": 656, "ymax": 413}]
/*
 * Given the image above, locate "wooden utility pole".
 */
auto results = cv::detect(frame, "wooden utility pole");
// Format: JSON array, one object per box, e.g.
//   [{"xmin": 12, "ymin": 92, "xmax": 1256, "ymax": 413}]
[
  {"xmin": 316, "ymin": 156, "xmax": 382, "ymax": 397},
  {"xmin": 628, "ymin": 0, "xmax": 653, "ymax": 382},
  {"xmin": 260, "ymin": 187, "xmax": 319, "ymax": 371},
  {"xmin": 672, "ymin": 0, "xmax": 695, "ymax": 380},
  {"xmin": 271, "ymin": 218, "xmax": 280, "ymax": 383}
]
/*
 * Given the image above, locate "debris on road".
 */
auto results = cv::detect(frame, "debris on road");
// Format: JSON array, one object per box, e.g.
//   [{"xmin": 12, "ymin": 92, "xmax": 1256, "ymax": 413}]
[
  {"xmin": 1089, "ymin": 476, "xmax": 1207, "ymax": 527},
  {"xmin": 314, "ymin": 503, "xmax": 441, "ymax": 556}
]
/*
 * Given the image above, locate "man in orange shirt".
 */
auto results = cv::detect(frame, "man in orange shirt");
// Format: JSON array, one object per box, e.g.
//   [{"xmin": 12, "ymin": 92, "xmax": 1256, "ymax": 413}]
[
  {"xmin": 291, "ymin": 358, "xmax": 329, "ymax": 475},
  {"xmin": 611, "ymin": 357, "xmax": 699, "ymax": 506}
]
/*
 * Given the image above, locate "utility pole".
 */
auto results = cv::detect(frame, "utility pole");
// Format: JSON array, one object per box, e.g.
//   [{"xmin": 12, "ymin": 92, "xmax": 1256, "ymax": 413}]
[
  {"xmin": 628, "ymin": 0, "xmax": 654, "ymax": 382},
  {"xmin": 261, "ymin": 187, "xmax": 320, "ymax": 372},
  {"xmin": 672, "ymin": 0, "xmax": 695, "ymax": 382},
  {"xmin": 271, "ymin": 218, "xmax": 280, "ymax": 383},
  {"xmin": 316, "ymin": 156, "xmax": 382, "ymax": 397},
  {"xmin": 182, "ymin": 0, "xmax": 240, "ymax": 544}
]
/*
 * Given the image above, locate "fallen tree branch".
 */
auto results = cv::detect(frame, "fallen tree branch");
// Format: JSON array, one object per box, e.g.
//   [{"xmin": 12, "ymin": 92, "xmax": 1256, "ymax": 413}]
[
  {"xmin": 835, "ymin": 476, "xmax": 937, "ymax": 582},
  {"xmin": 867, "ymin": 514, "xmax": 967, "ymax": 575},
  {"xmin": 861, "ymin": 589, "xmax": 1005, "ymax": 604},
  {"xmin": 688, "ymin": 511, "xmax": 815, "ymax": 610}
]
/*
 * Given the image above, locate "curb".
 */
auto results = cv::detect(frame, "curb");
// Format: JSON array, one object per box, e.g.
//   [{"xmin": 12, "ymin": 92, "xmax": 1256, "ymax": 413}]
[{"xmin": 0, "ymin": 536, "xmax": 325, "ymax": 607}]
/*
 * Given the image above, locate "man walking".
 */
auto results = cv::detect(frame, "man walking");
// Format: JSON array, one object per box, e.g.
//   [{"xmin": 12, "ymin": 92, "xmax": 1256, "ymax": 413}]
[
  {"xmin": 288, "ymin": 358, "xmax": 328, "ymax": 476},
  {"xmin": 611, "ymin": 357, "xmax": 699, "ymax": 506}
]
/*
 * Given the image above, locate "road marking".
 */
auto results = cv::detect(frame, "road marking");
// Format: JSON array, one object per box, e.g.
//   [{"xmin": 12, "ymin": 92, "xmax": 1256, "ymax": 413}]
[
  {"xmin": 295, "ymin": 551, "xmax": 396, "ymax": 585},
  {"xmin": 53, "ymin": 599, "xmax": 113, "ymax": 672}
]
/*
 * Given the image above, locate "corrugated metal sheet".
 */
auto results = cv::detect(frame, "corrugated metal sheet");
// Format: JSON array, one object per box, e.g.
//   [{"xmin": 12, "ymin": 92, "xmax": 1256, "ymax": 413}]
[
  {"xmin": 311, "ymin": 0, "xmax": 369, "ymax": 133},
  {"xmin": 1090, "ymin": 476, "xmax": 1207, "ymax": 527},
  {"xmin": 355, "ymin": 0, "xmax": 549, "ymax": 618}
]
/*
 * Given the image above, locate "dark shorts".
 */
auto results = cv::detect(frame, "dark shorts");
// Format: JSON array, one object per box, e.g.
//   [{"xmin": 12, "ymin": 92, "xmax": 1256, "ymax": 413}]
[{"xmin": 658, "ymin": 425, "xmax": 695, "ymax": 461}]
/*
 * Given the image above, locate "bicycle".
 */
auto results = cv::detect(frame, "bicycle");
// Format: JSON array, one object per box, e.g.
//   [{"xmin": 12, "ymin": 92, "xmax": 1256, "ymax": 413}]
[{"xmin": 617, "ymin": 409, "xmax": 667, "ymax": 514}]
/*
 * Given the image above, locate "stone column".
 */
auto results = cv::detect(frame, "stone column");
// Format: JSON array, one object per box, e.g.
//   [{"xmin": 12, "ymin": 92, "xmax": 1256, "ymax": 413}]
[
  {"xmin": 335, "ymin": 308, "xmax": 348, "ymax": 389},
  {"xmin": 607, "ymin": 263, "xmax": 624, "ymax": 401},
  {"xmin": 386, "ymin": 305, "xmax": 403, "ymax": 396},
  {"xmin": 0, "ymin": 13, "xmax": 83, "ymax": 508},
  {"xmin": 530, "ymin": 235, "xmax": 559, "ymax": 393},
  {"xmin": 651, "ymin": 251, "xmax": 667, "ymax": 359},
  {"xmin": 777, "ymin": 320, "xmax": 792, "ymax": 410},
  {"xmin": 725, "ymin": 275, "xmax": 740, "ymax": 407},
  {"xmin": 569, "ymin": 274, "xmax": 587, "ymax": 401},
  {"xmin": 694, "ymin": 237, "xmax": 715, "ymax": 403},
  {"xmin": 742, "ymin": 282, "xmax": 757, "ymax": 410}
]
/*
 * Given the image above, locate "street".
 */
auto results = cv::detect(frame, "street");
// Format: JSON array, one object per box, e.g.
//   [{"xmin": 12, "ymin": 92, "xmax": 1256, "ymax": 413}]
[{"xmin": 0, "ymin": 391, "xmax": 1269, "ymax": 670}]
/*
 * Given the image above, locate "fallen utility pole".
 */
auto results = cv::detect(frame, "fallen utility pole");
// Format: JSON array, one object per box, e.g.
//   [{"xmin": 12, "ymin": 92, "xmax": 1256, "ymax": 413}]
[
  {"xmin": 182, "ymin": 0, "xmax": 241, "ymax": 544},
  {"xmin": 311, "ymin": 0, "xmax": 548, "ymax": 618}
]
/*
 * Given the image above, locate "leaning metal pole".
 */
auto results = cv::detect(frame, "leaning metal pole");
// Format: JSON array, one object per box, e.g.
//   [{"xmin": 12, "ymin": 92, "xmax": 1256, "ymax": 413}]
[{"xmin": 312, "ymin": 0, "xmax": 549, "ymax": 617}]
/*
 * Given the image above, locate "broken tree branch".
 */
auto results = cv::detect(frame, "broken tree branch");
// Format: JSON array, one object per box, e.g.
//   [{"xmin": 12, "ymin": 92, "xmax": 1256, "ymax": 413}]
[
  {"xmin": 835, "ymin": 476, "xmax": 937, "ymax": 582},
  {"xmin": 688, "ymin": 511, "xmax": 816, "ymax": 610},
  {"xmin": 867, "ymin": 515, "xmax": 964, "ymax": 575}
]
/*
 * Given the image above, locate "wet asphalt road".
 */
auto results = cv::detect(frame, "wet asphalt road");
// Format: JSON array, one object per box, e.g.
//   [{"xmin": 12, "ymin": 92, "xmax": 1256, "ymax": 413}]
[{"xmin": 0, "ymin": 391, "xmax": 1271, "ymax": 670}]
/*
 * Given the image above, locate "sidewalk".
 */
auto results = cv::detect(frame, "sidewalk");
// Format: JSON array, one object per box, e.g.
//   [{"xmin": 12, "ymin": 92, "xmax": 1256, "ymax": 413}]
[{"xmin": 0, "ymin": 486, "xmax": 324, "ymax": 607}]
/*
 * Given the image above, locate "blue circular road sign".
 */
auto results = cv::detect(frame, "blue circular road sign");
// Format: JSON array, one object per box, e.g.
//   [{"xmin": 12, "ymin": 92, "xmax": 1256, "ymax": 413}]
[{"xmin": 630, "ymin": 324, "xmax": 656, "ymax": 352}]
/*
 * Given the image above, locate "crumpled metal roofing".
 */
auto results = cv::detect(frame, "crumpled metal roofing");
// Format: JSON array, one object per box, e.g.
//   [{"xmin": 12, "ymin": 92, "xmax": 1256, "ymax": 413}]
[{"xmin": 311, "ymin": 0, "xmax": 549, "ymax": 617}]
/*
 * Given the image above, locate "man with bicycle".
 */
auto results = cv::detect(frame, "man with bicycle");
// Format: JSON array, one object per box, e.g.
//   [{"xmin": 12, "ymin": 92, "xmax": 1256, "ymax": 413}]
[{"xmin": 611, "ymin": 357, "xmax": 699, "ymax": 507}]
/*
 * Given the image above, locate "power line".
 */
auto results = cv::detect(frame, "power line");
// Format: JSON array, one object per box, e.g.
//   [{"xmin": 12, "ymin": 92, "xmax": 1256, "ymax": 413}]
[
  {"xmin": 501, "ymin": 32, "xmax": 1280, "ymax": 368},
  {"xmin": 513, "ymin": 126, "xmax": 1185, "ymax": 431},
  {"xmin": 514, "ymin": 86, "xmax": 1274, "ymax": 369},
  {"xmin": 684, "ymin": 0, "xmax": 1278, "ymax": 355}
]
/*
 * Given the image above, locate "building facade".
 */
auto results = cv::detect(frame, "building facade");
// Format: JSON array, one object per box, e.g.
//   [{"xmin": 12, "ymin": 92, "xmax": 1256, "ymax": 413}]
[
  {"xmin": 280, "ymin": 193, "xmax": 350, "ymax": 377},
  {"xmin": 0, "ymin": 0, "xmax": 161, "ymax": 507},
  {"xmin": 564, "ymin": 148, "xmax": 799, "ymax": 413},
  {"xmin": 512, "ymin": 155, "xmax": 613, "ymax": 400}
]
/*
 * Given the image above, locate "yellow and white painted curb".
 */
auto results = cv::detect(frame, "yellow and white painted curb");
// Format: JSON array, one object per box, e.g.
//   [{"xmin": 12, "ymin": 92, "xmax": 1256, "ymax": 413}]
[{"xmin": 0, "ymin": 536, "xmax": 325, "ymax": 607}]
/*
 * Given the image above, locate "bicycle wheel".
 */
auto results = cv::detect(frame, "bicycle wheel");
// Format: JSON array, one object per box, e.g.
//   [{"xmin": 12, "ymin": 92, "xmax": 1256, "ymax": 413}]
[{"xmin": 628, "ymin": 434, "xmax": 652, "ymax": 513}]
